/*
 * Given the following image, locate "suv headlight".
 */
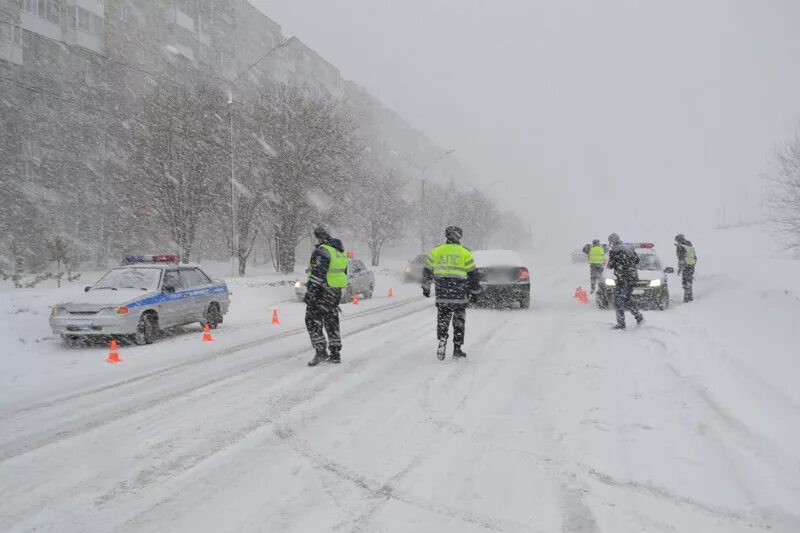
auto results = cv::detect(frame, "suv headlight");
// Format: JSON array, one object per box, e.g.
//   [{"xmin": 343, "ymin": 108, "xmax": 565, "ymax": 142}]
[
  {"xmin": 649, "ymin": 279, "xmax": 662, "ymax": 287},
  {"xmin": 51, "ymin": 306, "xmax": 67, "ymax": 317},
  {"xmin": 604, "ymin": 279, "xmax": 616, "ymax": 287}
]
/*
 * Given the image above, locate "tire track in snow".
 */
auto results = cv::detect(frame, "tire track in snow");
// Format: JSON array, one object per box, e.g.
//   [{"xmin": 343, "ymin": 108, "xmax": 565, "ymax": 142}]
[
  {"xmin": 0, "ymin": 296, "xmax": 425, "ymax": 421},
  {"xmin": 0, "ymin": 299, "xmax": 431, "ymax": 464}
]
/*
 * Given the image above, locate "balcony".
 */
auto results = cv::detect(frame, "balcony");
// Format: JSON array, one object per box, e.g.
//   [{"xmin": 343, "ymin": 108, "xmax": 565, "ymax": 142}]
[
  {"xmin": 0, "ymin": 40, "xmax": 23, "ymax": 65},
  {"xmin": 69, "ymin": 28, "xmax": 103, "ymax": 53},
  {"xmin": 164, "ymin": 6, "xmax": 195, "ymax": 33},
  {"xmin": 20, "ymin": 11, "xmax": 63, "ymax": 41},
  {"xmin": 72, "ymin": 0, "xmax": 104, "ymax": 17}
]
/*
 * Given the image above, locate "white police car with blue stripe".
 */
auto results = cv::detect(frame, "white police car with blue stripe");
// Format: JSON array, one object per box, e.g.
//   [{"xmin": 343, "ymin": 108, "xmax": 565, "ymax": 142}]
[{"xmin": 50, "ymin": 255, "xmax": 231, "ymax": 345}]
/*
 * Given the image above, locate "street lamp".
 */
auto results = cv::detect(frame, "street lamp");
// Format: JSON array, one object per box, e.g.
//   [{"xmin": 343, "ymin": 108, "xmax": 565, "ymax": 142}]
[
  {"xmin": 416, "ymin": 149, "xmax": 455, "ymax": 252},
  {"xmin": 228, "ymin": 35, "xmax": 295, "ymax": 276}
]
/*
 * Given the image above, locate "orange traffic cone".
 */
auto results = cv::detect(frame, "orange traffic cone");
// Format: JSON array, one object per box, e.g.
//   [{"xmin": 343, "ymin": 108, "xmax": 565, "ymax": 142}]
[
  {"xmin": 388, "ymin": 287, "xmax": 394, "ymax": 298},
  {"xmin": 202, "ymin": 323, "xmax": 214, "ymax": 342},
  {"xmin": 106, "ymin": 340, "xmax": 122, "ymax": 364},
  {"xmin": 271, "ymin": 309, "xmax": 280, "ymax": 325},
  {"xmin": 574, "ymin": 286, "xmax": 582, "ymax": 299},
  {"xmin": 352, "ymin": 293, "xmax": 359, "ymax": 305},
  {"xmin": 578, "ymin": 288, "xmax": 589, "ymax": 304}
]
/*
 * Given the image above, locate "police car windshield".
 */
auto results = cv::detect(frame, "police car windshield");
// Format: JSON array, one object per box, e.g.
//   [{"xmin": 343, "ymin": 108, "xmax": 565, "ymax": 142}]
[
  {"xmin": 636, "ymin": 253, "xmax": 662, "ymax": 271},
  {"xmin": 93, "ymin": 268, "xmax": 161, "ymax": 291}
]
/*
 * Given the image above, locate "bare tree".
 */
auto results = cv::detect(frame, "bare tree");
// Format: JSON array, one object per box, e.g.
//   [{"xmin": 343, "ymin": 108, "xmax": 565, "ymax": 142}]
[
  {"xmin": 129, "ymin": 81, "xmax": 227, "ymax": 263},
  {"xmin": 45, "ymin": 236, "xmax": 70, "ymax": 288},
  {"xmin": 353, "ymin": 169, "xmax": 408, "ymax": 266},
  {"xmin": 254, "ymin": 84, "xmax": 363, "ymax": 273},
  {"xmin": 766, "ymin": 128, "xmax": 800, "ymax": 250}
]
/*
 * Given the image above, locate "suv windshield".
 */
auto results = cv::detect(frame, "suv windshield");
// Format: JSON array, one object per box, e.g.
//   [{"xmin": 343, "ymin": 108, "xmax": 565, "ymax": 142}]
[
  {"xmin": 636, "ymin": 253, "xmax": 662, "ymax": 271},
  {"xmin": 93, "ymin": 268, "xmax": 162, "ymax": 291}
]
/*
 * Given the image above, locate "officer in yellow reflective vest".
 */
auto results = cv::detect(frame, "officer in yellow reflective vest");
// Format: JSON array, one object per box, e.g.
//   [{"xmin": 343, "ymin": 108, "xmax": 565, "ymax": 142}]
[
  {"xmin": 675, "ymin": 234, "xmax": 698, "ymax": 303},
  {"xmin": 588, "ymin": 239, "xmax": 606, "ymax": 294},
  {"xmin": 422, "ymin": 226, "xmax": 481, "ymax": 360},
  {"xmin": 306, "ymin": 227, "xmax": 349, "ymax": 366}
]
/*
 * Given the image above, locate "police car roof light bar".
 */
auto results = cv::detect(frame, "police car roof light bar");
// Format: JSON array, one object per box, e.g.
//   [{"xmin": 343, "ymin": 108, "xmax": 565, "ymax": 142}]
[
  {"xmin": 124, "ymin": 254, "xmax": 180, "ymax": 265},
  {"xmin": 627, "ymin": 242, "xmax": 655, "ymax": 249}
]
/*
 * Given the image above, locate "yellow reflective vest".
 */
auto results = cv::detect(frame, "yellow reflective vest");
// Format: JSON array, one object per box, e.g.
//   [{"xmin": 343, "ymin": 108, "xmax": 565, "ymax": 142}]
[
  {"xmin": 427, "ymin": 243, "xmax": 476, "ymax": 279},
  {"xmin": 308, "ymin": 244, "xmax": 349, "ymax": 288},
  {"xmin": 680, "ymin": 244, "xmax": 697, "ymax": 266},
  {"xmin": 588, "ymin": 245, "xmax": 605, "ymax": 265}
]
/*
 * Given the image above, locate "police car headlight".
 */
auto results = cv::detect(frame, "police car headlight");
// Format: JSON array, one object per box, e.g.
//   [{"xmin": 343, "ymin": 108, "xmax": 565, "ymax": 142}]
[
  {"xmin": 51, "ymin": 306, "xmax": 67, "ymax": 317},
  {"xmin": 98, "ymin": 307, "xmax": 124, "ymax": 316},
  {"xmin": 294, "ymin": 281, "xmax": 302, "ymax": 289},
  {"xmin": 649, "ymin": 279, "xmax": 662, "ymax": 287},
  {"xmin": 604, "ymin": 279, "xmax": 616, "ymax": 287}
]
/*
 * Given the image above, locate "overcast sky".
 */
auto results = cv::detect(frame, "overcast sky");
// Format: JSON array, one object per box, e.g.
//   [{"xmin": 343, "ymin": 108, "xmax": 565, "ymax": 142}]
[{"xmin": 251, "ymin": 0, "xmax": 800, "ymax": 244}]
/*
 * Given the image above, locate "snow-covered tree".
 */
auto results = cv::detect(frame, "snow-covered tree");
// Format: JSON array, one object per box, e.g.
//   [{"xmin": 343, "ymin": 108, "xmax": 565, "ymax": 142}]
[
  {"xmin": 353, "ymin": 169, "xmax": 408, "ymax": 266},
  {"xmin": 129, "ymin": 81, "xmax": 227, "ymax": 263},
  {"xmin": 766, "ymin": 128, "xmax": 800, "ymax": 250},
  {"xmin": 254, "ymin": 84, "xmax": 363, "ymax": 273}
]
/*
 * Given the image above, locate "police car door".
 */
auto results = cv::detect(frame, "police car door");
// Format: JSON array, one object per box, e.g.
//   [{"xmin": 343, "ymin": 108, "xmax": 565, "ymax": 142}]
[
  {"xmin": 182, "ymin": 268, "xmax": 211, "ymax": 323},
  {"xmin": 160, "ymin": 268, "xmax": 185, "ymax": 328}
]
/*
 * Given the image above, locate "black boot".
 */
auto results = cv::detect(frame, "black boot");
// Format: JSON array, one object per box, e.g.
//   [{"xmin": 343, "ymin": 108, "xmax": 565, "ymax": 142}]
[
  {"xmin": 453, "ymin": 345, "xmax": 467, "ymax": 358},
  {"xmin": 635, "ymin": 314, "xmax": 645, "ymax": 326},
  {"xmin": 329, "ymin": 349, "xmax": 341, "ymax": 364},
  {"xmin": 308, "ymin": 349, "xmax": 329, "ymax": 367},
  {"xmin": 611, "ymin": 323, "xmax": 626, "ymax": 330},
  {"xmin": 436, "ymin": 339, "xmax": 447, "ymax": 361}
]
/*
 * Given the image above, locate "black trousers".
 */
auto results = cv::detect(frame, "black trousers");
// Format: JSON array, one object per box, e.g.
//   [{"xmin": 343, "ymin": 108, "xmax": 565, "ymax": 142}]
[
  {"xmin": 590, "ymin": 264, "xmax": 604, "ymax": 291},
  {"xmin": 305, "ymin": 304, "xmax": 341, "ymax": 352},
  {"xmin": 613, "ymin": 281, "xmax": 643, "ymax": 327},
  {"xmin": 681, "ymin": 265, "xmax": 695, "ymax": 301},
  {"xmin": 437, "ymin": 303, "xmax": 466, "ymax": 345}
]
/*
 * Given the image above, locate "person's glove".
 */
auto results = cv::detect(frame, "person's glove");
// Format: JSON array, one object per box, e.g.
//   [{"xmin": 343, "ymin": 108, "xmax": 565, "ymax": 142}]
[
  {"xmin": 469, "ymin": 292, "xmax": 479, "ymax": 304},
  {"xmin": 422, "ymin": 287, "xmax": 431, "ymax": 298}
]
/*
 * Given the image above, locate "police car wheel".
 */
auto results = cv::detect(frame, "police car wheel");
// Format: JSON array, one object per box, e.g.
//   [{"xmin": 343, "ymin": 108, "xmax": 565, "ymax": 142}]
[
  {"xmin": 132, "ymin": 314, "xmax": 158, "ymax": 345},
  {"xmin": 206, "ymin": 303, "xmax": 222, "ymax": 329}
]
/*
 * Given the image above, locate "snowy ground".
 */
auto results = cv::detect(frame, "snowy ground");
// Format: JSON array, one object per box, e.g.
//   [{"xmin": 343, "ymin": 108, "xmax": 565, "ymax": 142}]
[{"xmin": 1, "ymin": 226, "xmax": 798, "ymax": 532}]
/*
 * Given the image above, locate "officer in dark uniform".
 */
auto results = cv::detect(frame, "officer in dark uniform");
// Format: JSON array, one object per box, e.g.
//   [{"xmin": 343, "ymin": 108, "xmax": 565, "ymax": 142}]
[
  {"xmin": 606, "ymin": 233, "xmax": 644, "ymax": 329},
  {"xmin": 675, "ymin": 234, "xmax": 698, "ymax": 302},
  {"xmin": 421, "ymin": 226, "xmax": 481, "ymax": 360},
  {"xmin": 306, "ymin": 227, "xmax": 349, "ymax": 366},
  {"xmin": 587, "ymin": 239, "xmax": 606, "ymax": 294}
]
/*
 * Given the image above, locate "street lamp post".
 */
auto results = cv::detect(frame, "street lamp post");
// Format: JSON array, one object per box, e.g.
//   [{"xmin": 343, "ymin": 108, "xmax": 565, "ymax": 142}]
[
  {"xmin": 228, "ymin": 36, "xmax": 295, "ymax": 276},
  {"xmin": 418, "ymin": 149, "xmax": 455, "ymax": 253}
]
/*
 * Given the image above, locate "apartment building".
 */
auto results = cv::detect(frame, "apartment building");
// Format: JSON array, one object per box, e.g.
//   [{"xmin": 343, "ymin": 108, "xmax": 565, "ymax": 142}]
[{"xmin": 0, "ymin": 0, "xmax": 460, "ymax": 260}]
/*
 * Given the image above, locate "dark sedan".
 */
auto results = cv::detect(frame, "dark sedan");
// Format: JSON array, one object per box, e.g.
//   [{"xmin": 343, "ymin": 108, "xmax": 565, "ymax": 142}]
[{"xmin": 472, "ymin": 250, "xmax": 530, "ymax": 309}]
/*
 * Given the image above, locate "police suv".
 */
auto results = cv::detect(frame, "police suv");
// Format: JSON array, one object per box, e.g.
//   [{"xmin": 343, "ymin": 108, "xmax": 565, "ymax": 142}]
[
  {"xmin": 50, "ymin": 255, "xmax": 231, "ymax": 345},
  {"xmin": 596, "ymin": 243, "xmax": 674, "ymax": 310}
]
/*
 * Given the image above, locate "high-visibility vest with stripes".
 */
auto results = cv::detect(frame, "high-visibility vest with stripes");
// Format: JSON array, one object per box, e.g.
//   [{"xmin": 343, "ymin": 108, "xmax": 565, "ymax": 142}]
[
  {"xmin": 427, "ymin": 243, "xmax": 475, "ymax": 279},
  {"xmin": 308, "ymin": 245, "xmax": 349, "ymax": 288},
  {"xmin": 680, "ymin": 244, "xmax": 697, "ymax": 266},
  {"xmin": 588, "ymin": 245, "xmax": 605, "ymax": 265}
]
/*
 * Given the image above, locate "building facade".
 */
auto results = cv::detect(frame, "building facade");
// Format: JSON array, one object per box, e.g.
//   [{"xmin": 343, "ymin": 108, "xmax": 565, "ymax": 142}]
[{"xmin": 0, "ymin": 0, "xmax": 462, "ymax": 265}]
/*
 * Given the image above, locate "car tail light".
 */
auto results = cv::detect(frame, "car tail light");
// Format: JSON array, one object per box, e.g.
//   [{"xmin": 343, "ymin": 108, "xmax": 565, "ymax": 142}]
[
  {"xmin": 117, "ymin": 306, "xmax": 129, "ymax": 315},
  {"xmin": 519, "ymin": 268, "xmax": 530, "ymax": 280}
]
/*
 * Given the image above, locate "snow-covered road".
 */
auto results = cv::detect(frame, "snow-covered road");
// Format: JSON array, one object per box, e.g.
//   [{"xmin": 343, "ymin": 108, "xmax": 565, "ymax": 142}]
[{"xmin": 1, "ymin": 228, "xmax": 798, "ymax": 532}]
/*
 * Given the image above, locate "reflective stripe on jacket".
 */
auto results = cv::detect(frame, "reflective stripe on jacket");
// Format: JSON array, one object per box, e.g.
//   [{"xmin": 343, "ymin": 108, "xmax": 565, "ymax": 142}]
[
  {"xmin": 427, "ymin": 243, "xmax": 476, "ymax": 279},
  {"xmin": 423, "ymin": 243, "xmax": 480, "ymax": 304},
  {"xmin": 588, "ymin": 246, "xmax": 605, "ymax": 265}
]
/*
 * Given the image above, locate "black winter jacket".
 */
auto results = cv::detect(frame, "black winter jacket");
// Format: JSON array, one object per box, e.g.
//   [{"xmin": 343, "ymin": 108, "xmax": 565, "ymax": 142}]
[
  {"xmin": 606, "ymin": 244, "xmax": 639, "ymax": 284},
  {"xmin": 306, "ymin": 238, "xmax": 347, "ymax": 309}
]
